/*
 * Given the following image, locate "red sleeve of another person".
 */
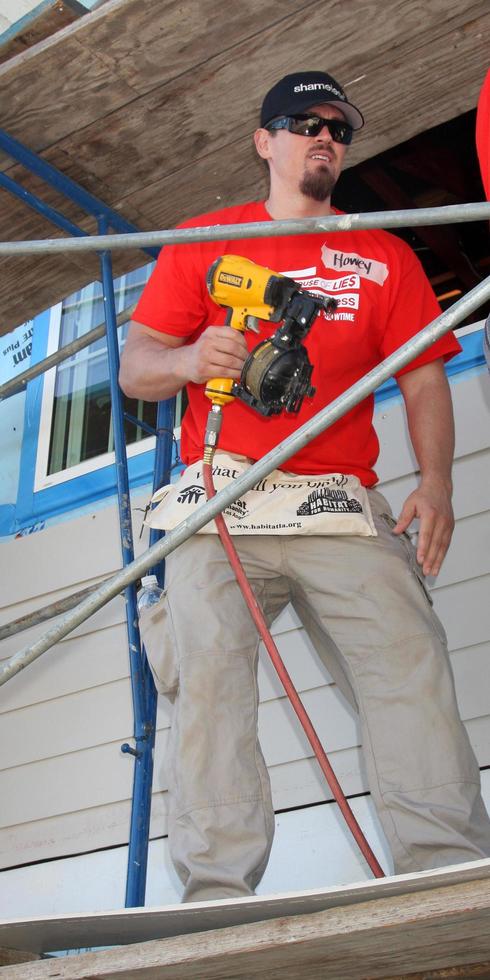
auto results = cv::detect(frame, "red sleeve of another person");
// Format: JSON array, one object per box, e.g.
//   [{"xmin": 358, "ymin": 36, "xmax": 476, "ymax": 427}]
[{"xmin": 476, "ymin": 68, "xmax": 490, "ymax": 201}]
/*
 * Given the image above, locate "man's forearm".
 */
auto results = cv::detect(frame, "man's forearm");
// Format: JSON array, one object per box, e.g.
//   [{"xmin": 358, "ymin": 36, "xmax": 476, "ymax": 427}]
[
  {"xmin": 398, "ymin": 361, "xmax": 455, "ymax": 488},
  {"xmin": 119, "ymin": 319, "xmax": 250, "ymax": 402},
  {"xmin": 395, "ymin": 359, "xmax": 455, "ymax": 575},
  {"xmin": 119, "ymin": 321, "xmax": 190, "ymax": 401}
]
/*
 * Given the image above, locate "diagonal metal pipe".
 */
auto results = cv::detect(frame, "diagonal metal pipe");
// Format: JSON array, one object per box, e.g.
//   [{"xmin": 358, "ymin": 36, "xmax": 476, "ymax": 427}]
[
  {"xmin": 0, "ymin": 303, "xmax": 136, "ymax": 402},
  {"xmin": 1, "ymin": 271, "xmax": 489, "ymax": 689}
]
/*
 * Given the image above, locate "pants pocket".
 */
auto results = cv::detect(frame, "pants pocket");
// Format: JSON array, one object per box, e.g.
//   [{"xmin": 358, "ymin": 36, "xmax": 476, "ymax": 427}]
[
  {"xmin": 379, "ymin": 512, "xmax": 447, "ymax": 642},
  {"xmin": 379, "ymin": 511, "xmax": 432, "ymax": 598},
  {"xmin": 138, "ymin": 592, "xmax": 180, "ymax": 697}
]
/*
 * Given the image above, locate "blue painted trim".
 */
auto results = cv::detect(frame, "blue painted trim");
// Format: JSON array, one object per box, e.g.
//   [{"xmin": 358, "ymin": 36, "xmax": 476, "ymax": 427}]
[
  {"xmin": 14, "ymin": 308, "xmax": 51, "ymax": 532},
  {"xmin": 12, "ymin": 441, "xmax": 177, "ymax": 534},
  {"xmin": 0, "ymin": 504, "xmax": 16, "ymax": 537}
]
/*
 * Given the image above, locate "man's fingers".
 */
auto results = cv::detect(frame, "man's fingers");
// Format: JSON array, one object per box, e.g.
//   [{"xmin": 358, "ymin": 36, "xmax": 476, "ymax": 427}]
[
  {"xmin": 393, "ymin": 487, "xmax": 454, "ymax": 577},
  {"xmin": 189, "ymin": 325, "xmax": 249, "ymax": 382},
  {"xmin": 205, "ymin": 325, "xmax": 248, "ymax": 353},
  {"xmin": 420, "ymin": 522, "xmax": 452, "ymax": 576},
  {"xmin": 392, "ymin": 504, "xmax": 416, "ymax": 535},
  {"xmin": 203, "ymin": 353, "xmax": 245, "ymax": 378}
]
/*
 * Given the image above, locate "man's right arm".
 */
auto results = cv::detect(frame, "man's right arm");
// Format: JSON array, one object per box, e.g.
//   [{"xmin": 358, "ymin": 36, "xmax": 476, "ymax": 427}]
[{"xmin": 119, "ymin": 320, "xmax": 249, "ymax": 402}]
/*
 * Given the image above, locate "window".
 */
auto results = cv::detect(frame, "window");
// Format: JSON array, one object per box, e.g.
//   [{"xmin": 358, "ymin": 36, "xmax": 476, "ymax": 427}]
[{"xmin": 35, "ymin": 264, "xmax": 186, "ymax": 491}]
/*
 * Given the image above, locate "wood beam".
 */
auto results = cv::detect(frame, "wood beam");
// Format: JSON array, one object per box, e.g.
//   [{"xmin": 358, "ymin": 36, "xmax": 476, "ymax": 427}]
[{"xmin": 2, "ymin": 878, "xmax": 490, "ymax": 980}]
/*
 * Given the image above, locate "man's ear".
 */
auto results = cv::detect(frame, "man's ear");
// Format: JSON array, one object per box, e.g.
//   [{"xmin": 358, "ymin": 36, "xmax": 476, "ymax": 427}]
[{"xmin": 254, "ymin": 127, "xmax": 272, "ymax": 161}]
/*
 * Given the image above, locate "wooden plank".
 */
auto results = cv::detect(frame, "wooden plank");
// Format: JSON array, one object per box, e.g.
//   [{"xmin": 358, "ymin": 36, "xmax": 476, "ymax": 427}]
[
  {"xmin": 385, "ymin": 964, "xmax": 490, "ymax": 979},
  {"xmin": 1, "ymin": 868, "xmax": 490, "ymax": 976},
  {"xmin": 0, "ymin": 32, "xmax": 137, "ymax": 154},
  {"xmin": 112, "ymin": 6, "xmax": 490, "ymax": 218},
  {"xmin": 1, "ymin": 1, "xmax": 489, "ymax": 332},
  {"xmin": 77, "ymin": 0, "xmax": 312, "ymax": 98},
  {"xmin": 2, "ymin": 0, "xmax": 481, "ymax": 152},
  {"xmin": 52, "ymin": 1, "xmax": 490, "ymax": 181},
  {"xmin": 0, "ymin": 948, "xmax": 40, "ymax": 966},
  {"xmin": 56, "ymin": 4, "xmax": 490, "ymax": 198}
]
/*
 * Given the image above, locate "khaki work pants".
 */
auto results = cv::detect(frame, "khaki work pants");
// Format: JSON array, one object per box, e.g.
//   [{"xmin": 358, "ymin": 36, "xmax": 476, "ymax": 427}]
[{"xmin": 143, "ymin": 489, "xmax": 490, "ymax": 902}]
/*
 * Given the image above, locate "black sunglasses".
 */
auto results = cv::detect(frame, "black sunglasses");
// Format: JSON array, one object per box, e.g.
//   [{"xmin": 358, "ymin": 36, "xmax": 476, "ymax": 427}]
[{"xmin": 265, "ymin": 114, "xmax": 353, "ymax": 145}]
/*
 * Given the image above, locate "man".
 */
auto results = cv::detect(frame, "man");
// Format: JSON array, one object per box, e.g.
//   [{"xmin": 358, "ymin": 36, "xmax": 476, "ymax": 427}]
[{"xmin": 120, "ymin": 71, "xmax": 490, "ymax": 902}]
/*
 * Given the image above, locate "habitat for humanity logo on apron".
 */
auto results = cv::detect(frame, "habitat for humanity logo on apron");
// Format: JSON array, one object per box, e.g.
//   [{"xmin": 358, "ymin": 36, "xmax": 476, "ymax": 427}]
[{"xmin": 146, "ymin": 453, "xmax": 377, "ymax": 536}]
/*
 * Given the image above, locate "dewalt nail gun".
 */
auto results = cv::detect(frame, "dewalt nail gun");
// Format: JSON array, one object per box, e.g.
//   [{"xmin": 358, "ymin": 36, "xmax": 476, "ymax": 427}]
[{"xmin": 205, "ymin": 255, "xmax": 337, "ymax": 417}]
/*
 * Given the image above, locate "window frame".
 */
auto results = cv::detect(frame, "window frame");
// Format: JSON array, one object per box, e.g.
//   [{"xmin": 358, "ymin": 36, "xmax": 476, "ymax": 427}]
[{"xmin": 34, "ymin": 303, "xmax": 157, "ymax": 492}]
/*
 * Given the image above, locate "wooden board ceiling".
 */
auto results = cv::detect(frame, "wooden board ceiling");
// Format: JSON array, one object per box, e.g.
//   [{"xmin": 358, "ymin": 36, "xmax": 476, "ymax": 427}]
[{"xmin": 0, "ymin": 0, "xmax": 489, "ymax": 336}]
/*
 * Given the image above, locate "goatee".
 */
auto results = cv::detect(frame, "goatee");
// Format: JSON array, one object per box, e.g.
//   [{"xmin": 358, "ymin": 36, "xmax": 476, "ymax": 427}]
[{"xmin": 300, "ymin": 169, "xmax": 337, "ymax": 202}]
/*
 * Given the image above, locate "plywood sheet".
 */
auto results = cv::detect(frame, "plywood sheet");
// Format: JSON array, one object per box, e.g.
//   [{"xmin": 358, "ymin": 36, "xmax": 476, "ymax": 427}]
[{"xmin": 0, "ymin": 0, "xmax": 489, "ymax": 332}]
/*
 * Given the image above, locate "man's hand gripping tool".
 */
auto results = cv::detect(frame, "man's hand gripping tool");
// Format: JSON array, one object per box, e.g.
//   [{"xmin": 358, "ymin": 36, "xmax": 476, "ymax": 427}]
[{"xmin": 204, "ymin": 255, "xmax": 337, "ymax": 419}]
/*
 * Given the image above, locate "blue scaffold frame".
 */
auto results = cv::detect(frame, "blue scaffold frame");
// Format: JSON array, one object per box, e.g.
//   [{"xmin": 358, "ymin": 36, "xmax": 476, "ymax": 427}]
[{"xmin": 0, "ymin": 127, "xmax": 172, "ymax": 908}]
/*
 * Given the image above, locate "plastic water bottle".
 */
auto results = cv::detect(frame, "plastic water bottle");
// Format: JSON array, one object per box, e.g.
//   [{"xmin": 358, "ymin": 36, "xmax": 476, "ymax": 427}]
[{"xmin": 137, "ymin": 574, "xmax": 163, "ymax": 612}]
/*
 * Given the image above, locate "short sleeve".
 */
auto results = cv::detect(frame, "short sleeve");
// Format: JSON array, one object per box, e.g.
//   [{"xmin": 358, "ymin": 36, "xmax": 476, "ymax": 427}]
[
  {"xmin": 380, "ymin": 243, "xmax": 461, "ymax": 377},
  {"xmin": 133, "ymin": 237, "xmax": 207, "ymax": 339}
]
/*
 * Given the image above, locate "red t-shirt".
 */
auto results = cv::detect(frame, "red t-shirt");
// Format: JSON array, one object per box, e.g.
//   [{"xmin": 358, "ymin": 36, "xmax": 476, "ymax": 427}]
[
  {"xmin": 134, "ymin": 201, "xmax": 461, "ymax": 486},
  {"xmin": 476, "ymin": 68, "xmax": 490, "ymax": 200}
]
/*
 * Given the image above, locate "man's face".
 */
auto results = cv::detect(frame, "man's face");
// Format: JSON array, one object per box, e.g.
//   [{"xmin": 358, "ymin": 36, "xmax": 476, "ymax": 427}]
[{"xmin": 255, "ymin": 104, "xmax": 349, "ymax": 202}]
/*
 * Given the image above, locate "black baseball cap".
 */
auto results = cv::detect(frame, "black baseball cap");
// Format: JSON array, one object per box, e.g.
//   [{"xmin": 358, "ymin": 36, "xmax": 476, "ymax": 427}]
[{"xmin": 260, "ymin": 71, "xmax": 364, "ymax": 131}]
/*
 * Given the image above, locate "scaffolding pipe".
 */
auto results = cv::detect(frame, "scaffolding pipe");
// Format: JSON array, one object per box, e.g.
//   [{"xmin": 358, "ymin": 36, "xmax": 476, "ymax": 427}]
[
  {"xmin": 0, "ymin": 581, "xmax": 116, "ymax": 642},
  {"xmin": 2, "ymin": 271, "xmax": 489, "ymax": 689},
  {"xmin": 98, "ymin": 223, "xmax": 147, "ymax": 737},
  {"xmin": 0, "ymin": 303, "xmax": 136, "ymax": 402},
  {"xmin": 0, "ymin": 202, "xmax": 490, "ymax": 256},
  {"xmin": 125, "ymin": 397, "xmax": 175, "ymax": 908}
]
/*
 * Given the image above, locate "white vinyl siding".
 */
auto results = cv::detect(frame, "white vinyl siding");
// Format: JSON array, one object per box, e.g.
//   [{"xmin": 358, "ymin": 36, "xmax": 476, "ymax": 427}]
[{"xmin": 0, "ymin": 342, "xmax": 489, "ymax": 909}]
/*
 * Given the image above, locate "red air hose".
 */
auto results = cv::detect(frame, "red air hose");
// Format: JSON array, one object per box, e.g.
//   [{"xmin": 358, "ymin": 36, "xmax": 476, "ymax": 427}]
[{"xmin": 202, "ymin": 456, "xmax": 385, "ymax": 879}]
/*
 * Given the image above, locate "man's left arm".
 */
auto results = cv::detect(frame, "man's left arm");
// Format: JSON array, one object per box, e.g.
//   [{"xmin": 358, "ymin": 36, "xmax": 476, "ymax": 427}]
[{"xmin": 394, "ymin": 358, "xmax": 455, "ymax": 577}]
